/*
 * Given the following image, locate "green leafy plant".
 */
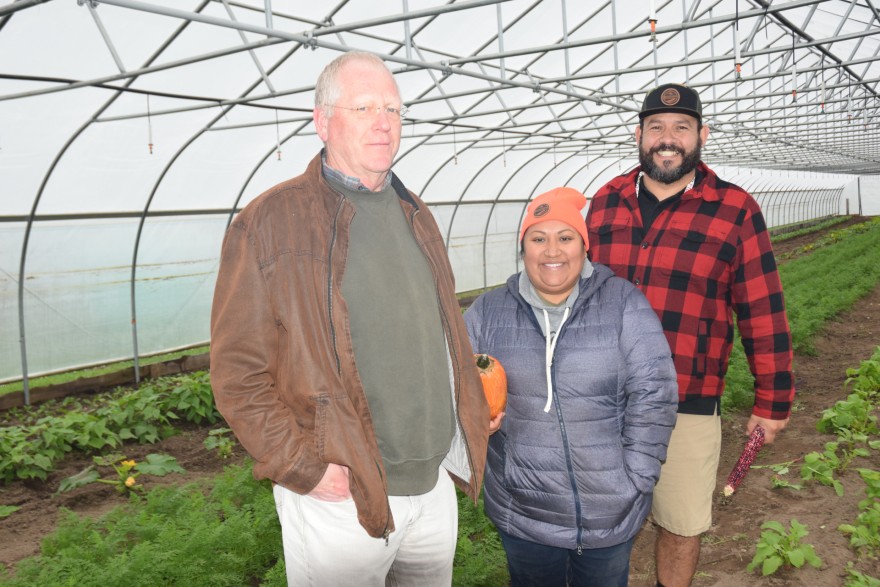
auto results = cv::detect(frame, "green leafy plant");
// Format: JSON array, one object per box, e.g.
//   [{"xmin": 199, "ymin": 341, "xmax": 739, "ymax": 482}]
[
  {"xmin": 750, "ymin": 460, "xmax": 797, "ymax": 475},
  {"xmin": 0, "ymin": 505, "xmax": 21, "ymax": 519},
  {"xmin": 0, "ymin": 426, "xmax": 54, "ymax": 482},
  {"xmin": 770, "ymin": 476, "xmax": 804, "ymax": 491},
  {"xmin": 817, "ymin": 392, "xmax": 879, "ymax": 440},
  {"xmin": 846, "ymin": 353, "xmax": 880, "ymax": 402},
  {"xmin": 846, "ymin": 563, "xmax": 880, "ymax": 587},
  {"xmin": 750, "ymin": 460, "xmax": 804, "ymax": 491},
  {"xmin": 747, "ymin": 519, "xmax": 823, "ymax": 576},
  {"xmin": 204, "ymin": 428, "xmax": 236, "ymax": 459},
  {"xmin": 57, "ymin": 454, "xmax": 185, "ymax": 495},
  {"xmin": 839, "ymin": 469, "xmax": 880, "ymax": 558},
  {"xmin": 839, "ymin": 502, "xmax": 880, "ymax": 558},
  {"xmin": 800, "ymin": 442, "xmax": 846, "ymax": 495},
  {"xmin": 0, "ymin": 371, "xmax": 222, "ymax": 483},
  {"xmin": 166, "ymin": 371, "xmax": 221, "ymax": 425},
  {"xmin": 453, "ymin": 490, "xmax": 508, "ymax": 586},
  {"xmin": 2, "ymin": 463, "xmax": 283, "ymax": 587}
]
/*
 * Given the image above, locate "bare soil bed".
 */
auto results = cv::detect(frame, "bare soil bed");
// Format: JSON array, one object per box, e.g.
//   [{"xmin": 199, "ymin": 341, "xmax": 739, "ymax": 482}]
[{"xmin": 0, "ymin": 216, "xmax": 878, "ymax": 585}]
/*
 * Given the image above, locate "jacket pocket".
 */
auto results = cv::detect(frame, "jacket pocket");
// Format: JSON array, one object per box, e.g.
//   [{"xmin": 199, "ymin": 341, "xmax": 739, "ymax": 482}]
[
  {"xmin": 581, "ymin": 459, "xmax": 640, "ymax": 531},
  {"xmin": 588, "ymin": 215, "xmax": 635, "ymax": 276},
  {"xmin": 313, "ymin": 392, "xmax": 372, "ymax": 467},
  {"xmin": 655, "ymin": 222, "xmax": 732, "ymax": 285},
  {"xmin": 312, "ymin": 392, "xmax": 391, "ymax": 536}
]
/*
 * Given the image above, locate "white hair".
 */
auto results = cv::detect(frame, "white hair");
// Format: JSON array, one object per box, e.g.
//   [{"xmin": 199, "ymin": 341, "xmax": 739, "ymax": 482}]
[{"xmin": 314, "ymin": 51, "xmax": 400, "ymax": 117}]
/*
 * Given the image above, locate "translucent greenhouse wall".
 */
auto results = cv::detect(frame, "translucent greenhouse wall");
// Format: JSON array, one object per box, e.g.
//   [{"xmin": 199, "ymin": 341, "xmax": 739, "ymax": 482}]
[{"xmin": 2, "ymin": 166, "xmax": 855, "ymax": 385}]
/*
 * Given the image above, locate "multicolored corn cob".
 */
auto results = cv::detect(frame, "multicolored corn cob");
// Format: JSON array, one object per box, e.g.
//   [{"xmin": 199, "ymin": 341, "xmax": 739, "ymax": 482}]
[{"xmin": 723, "ymin": 425, "xmax": 766, "ymax": 496}]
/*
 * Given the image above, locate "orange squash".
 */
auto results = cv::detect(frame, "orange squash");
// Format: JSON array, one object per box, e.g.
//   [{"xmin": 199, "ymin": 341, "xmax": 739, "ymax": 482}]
[{"xmin": 475, "ymin": 354, "xmax": 507, "ymax": 419}]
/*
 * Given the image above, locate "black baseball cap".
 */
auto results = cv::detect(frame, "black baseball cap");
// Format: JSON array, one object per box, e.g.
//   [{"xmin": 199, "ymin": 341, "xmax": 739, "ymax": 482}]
[{"xmin": 639, "ymin": 83, "xmax": 702, "ymax": 121}]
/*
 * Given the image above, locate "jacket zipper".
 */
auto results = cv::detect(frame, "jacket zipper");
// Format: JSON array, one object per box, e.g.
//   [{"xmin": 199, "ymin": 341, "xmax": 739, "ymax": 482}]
[
  {"xmin": 327, "ymin": 195, "xmax": 345, "ymax": 374},
  {"xmin": 377, "ymin": 460, "xmax": 392, "ymax": 545},
  {"xmin": 546, "ymin": 317, "xmax": 586, "ymax": 551}
]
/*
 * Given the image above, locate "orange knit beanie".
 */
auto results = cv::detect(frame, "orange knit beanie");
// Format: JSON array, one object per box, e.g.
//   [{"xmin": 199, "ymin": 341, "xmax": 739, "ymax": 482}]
[{"xmin": 519, "ymin": 187, "xmax": 590, "ymax": 251}]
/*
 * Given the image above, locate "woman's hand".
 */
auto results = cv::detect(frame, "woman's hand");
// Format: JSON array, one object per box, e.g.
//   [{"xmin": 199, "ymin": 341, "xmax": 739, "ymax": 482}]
[{"xmin": 489, "ymin": 411, "xmax": 505, "ymax": 435}]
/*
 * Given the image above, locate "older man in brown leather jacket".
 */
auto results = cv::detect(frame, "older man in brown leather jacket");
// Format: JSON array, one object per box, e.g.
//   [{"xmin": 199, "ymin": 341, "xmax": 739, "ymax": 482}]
[{"xmin": 209, "ymin": 51, "xmax": 496, "ymax": 586}]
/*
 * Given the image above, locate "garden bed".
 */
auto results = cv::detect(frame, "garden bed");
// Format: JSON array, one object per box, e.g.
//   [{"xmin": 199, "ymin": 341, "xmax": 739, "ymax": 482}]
[{"xmin": 1, "ymin": 215, "xmax": 878, "ymax": 586}]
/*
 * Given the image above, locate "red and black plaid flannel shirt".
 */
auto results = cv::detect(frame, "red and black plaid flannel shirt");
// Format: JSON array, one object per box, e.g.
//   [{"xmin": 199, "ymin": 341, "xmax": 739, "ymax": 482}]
[{"xmin": 586, "ymin": 162, "xmax": 794, "ymax": 420}]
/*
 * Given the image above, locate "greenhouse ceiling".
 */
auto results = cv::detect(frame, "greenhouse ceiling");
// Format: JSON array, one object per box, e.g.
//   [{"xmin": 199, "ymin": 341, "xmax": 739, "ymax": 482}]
[{"xmin": 2, "ymin": 0, "xmax": 880, "ymax": 200}]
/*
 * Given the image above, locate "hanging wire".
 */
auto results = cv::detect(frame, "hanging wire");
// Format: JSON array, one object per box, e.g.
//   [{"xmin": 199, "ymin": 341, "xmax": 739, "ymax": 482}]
[
  {"xmin": 501, "ymin": 132, "xmax": 506, "ymax": 167},
  {"xmin": 648, "ymin": 0, "xmax": 657, "ymax": 43},
  {"xmin": 847, "ymin": 72, "xmax": 852, "ymax": 123},
  {"xmin": 146, "ymin": 95, "xmax": 154, "ymax": 155},
  {"xmin": 820, "ymin": 60, "xmax": 826, "ymax": 114},
  {"xmin": 275, "ymin": 109, "xmax": 282, "ymax": 161},
  {"xmin": 452, "ymin": 124, "xmax": 458, "ymax": 165},
  {"xmin": 790, "ymin": 33, "xmax": 797, "ymax": 103},
  {"xmin": 734, "ymin": 0, "xmax": 743, "ymax": 81}
]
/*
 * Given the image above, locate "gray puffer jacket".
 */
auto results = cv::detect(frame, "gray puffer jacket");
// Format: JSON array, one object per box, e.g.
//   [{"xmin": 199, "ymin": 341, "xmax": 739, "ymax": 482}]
[{"xmin": 464, "ymin": 262, "xmax": 677, "ymax": 550}]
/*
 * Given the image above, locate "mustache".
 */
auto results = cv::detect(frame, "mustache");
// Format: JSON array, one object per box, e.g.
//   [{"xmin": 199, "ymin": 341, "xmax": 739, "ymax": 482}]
[{"xmin": 649, "ymin": 143, "xmax": 685, "ymax": 156}]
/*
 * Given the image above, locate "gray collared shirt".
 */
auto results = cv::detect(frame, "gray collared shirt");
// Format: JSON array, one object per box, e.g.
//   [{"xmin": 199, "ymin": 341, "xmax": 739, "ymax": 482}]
[{"xmin": 321, "ymin": 149, "xmax": 393, "ymax": 192}]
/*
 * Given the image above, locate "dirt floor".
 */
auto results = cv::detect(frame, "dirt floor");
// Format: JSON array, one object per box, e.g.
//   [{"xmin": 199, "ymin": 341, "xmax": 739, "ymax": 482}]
[{"xmin": 0, "ymin": 216, "xmax": 878, "ymax": 585}]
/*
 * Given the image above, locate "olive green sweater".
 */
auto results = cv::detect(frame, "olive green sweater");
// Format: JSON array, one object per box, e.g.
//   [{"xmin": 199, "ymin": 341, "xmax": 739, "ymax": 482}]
[{"xmin": 335, "ymin": 179, "xmax": 454, "ymax": 495}]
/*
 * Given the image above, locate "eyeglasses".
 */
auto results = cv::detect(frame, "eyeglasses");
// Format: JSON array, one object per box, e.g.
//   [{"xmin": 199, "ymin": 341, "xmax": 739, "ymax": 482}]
[{"xmin": 330, "ymin": 104, "xmax": 409, "ymax": 119}]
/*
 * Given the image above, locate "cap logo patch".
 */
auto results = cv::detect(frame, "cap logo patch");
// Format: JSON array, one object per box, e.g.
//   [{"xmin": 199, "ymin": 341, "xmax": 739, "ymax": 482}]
[
  {"xmin": 660, "ymin": 88, "xmax": 681, "ymax": 106},
  {"xmin": 533, "ymin": 203, "xmax": 550, "ymax": 217}
]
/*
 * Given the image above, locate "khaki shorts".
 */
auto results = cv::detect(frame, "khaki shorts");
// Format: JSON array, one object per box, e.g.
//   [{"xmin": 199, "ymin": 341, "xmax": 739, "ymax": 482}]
[{"xmin": 651, "ymin": 412, "xmax": 722, "ymax": 537}]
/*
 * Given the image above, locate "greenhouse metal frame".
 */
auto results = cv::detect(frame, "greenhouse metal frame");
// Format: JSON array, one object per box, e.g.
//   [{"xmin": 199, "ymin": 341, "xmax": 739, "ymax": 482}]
[{"xmin": 1, "ymin": 0, "xmax": 878, "ymax": 400}]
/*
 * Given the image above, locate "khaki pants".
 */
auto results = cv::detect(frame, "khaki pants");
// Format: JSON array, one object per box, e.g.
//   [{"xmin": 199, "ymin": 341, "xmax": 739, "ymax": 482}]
[{"xmin": 651, "ymin": 412, "xmax": 722, "ymax": 536}]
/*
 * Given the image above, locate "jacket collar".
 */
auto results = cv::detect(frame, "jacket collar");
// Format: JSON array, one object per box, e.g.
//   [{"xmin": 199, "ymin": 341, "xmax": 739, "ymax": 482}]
[
  {"xmin": 310, "ymin": 151, "xmax": 420, "ymax": 211},
  {"xmin": 631, "ymin": 161, "xmax": 720, "ymax": 203}
]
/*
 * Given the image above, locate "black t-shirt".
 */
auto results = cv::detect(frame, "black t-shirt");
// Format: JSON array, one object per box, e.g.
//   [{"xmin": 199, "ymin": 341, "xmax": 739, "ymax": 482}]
[{"xmin": 636, "ymin": 169, "xmax": 705, "ymax": 234}]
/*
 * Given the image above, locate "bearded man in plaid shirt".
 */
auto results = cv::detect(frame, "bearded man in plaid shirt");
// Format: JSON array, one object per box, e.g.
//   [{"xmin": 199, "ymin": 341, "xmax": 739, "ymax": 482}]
[{"xmin": 586, "ymin": 83, "xmax": 795, "ymax": 587}]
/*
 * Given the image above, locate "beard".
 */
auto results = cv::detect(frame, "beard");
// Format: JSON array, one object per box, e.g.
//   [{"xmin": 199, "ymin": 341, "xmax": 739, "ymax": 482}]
[{"xmin": 639, "ymin": 138, "xmax": 702, "ymax": 184}]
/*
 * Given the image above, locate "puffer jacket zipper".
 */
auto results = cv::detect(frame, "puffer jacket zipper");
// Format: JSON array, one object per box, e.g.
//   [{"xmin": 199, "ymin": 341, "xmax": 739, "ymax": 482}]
[
  {"xmin": 545, "ymin": 319, "xmax": 586, "ymax": 553},
  {"xmin": 551, "ymin": 358, "xmax": 584, "ymax": 554}
]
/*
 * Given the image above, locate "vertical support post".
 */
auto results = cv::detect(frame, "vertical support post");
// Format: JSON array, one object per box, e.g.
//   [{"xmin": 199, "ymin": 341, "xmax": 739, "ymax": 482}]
[
  {"xmin": 403, "ymin": 0, "xmax": 412, "ymax": 61},
  {"xmin": 858, "ymin": 177, "xmax": 863, "ymax": 216},
  {"xmin": 561, "ymin": 0, "xmax": 571, "ymax": 92},
  {"xmin": 496, "ymin": 3, "xmax": 504, "ymax": 79},
  {"xmin": 264, "ymin": 0, "xmax": 273, "ymax": 33}
]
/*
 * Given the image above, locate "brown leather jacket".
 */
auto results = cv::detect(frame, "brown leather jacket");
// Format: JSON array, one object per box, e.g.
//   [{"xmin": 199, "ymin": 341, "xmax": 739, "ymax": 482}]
[{"xmin": 209, "ymin": 153, "xmax": 488, "ymax": 538}]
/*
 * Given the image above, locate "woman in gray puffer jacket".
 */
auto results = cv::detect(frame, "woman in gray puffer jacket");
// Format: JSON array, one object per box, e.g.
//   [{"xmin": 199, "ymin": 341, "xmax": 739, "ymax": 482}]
[{"xmin": 464, "ymin": 187, "xmax": 677, "ymax": 587}]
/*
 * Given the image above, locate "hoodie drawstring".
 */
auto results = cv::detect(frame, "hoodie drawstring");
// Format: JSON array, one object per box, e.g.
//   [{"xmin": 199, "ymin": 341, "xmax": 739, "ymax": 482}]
[{"xmin": 542, "ymin": 306, "xmax": 570, "ymax": 413}]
